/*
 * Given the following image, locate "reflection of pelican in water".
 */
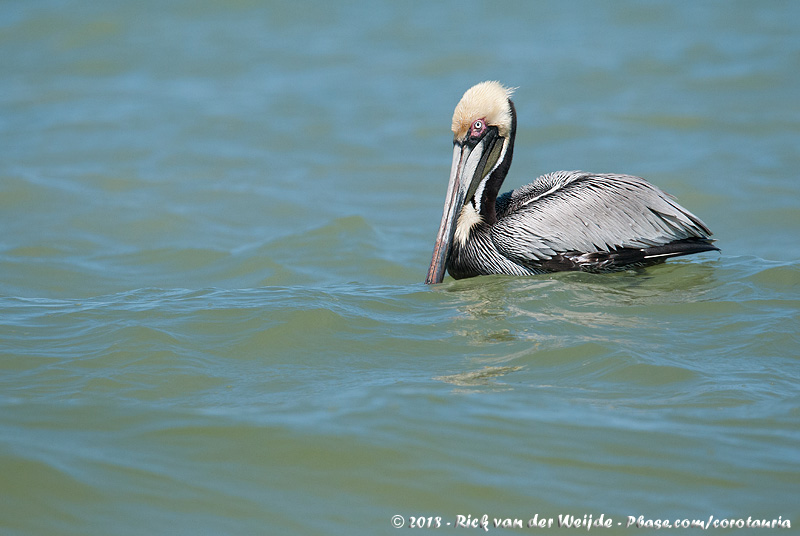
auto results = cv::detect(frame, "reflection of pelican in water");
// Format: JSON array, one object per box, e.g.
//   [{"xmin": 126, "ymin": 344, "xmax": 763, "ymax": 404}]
[
  {"xmin": 435, "ymin": 366, "xmax": 524, "ymax": 388},
  {"xmin": 426, "ymin": 81, "xmax": 718, "ymax": 284}
]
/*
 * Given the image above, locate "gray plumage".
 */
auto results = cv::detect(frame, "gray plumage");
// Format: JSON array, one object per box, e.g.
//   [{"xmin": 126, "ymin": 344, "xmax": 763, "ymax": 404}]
[
  {"xmin": 446, "ymin": 170, "xmax": 717, "ymax": 280},
  {"xmin": 425, "ymin": 81, "xmax": 718, "ymax": 284}
]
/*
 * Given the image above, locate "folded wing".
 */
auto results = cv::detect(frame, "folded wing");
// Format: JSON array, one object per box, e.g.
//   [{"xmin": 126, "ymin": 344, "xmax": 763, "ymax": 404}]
[{"xmin": 492, "ymin": 171, "xmax": 716, "ymax": 270}]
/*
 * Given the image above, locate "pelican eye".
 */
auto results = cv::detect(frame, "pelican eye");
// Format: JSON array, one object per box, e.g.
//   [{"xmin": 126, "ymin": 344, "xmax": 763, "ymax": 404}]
[{"xmin": 469, "ymin": 119, "xmax": 486, "ymax": 139}]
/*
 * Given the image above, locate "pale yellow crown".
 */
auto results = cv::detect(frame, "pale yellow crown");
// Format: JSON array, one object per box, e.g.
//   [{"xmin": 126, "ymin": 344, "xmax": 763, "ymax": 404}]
[{"xmin": 451, "ymin": 81, "xmax": 515, "ymax": 141}]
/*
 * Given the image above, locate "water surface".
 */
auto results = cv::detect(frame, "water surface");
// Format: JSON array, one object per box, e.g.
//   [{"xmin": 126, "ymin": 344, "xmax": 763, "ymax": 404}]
[{"xmin": 1, "ymin": 1, "xmax": 799, "ymax": 534}]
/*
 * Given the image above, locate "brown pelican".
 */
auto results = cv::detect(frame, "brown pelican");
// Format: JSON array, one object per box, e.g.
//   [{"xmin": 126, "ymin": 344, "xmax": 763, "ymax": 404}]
[{"xmin": 426, "ymin": 81, "xmax": 718, "ymax": 284}]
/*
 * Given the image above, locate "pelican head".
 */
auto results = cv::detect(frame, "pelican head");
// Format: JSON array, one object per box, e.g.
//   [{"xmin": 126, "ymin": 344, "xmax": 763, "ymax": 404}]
[{"xmin": 425, "ymin": 81, "xmax": 516, "ymax": 284}]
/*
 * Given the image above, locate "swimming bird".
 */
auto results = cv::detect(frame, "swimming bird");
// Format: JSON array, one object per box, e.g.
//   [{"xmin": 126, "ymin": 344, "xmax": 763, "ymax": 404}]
[{"xmin": 425, "ymin": 81, "xmax": 719, "ymax": 284}]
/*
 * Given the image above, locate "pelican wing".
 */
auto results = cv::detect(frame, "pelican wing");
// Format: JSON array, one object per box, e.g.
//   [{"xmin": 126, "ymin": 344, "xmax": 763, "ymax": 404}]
[{"xmin": 491, "ymin": 171, "xmax": 713, "ymax": 264}]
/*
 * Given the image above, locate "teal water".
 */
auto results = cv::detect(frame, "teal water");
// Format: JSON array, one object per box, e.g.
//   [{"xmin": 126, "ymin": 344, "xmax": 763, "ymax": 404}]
[{"xmin": 2, "ymin": 1, "xmax": 799, "ymax": 534}]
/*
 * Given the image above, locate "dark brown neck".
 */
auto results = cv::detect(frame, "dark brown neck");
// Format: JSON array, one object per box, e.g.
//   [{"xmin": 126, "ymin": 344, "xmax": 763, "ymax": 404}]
[{"xmin": 480, "ymin": 100, "xmax": 516, "ymax": 225}]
